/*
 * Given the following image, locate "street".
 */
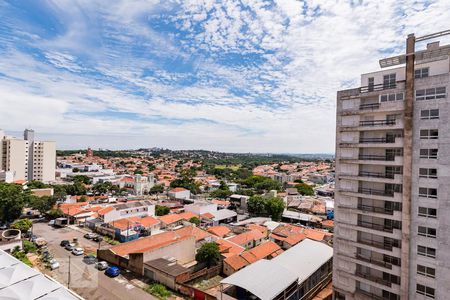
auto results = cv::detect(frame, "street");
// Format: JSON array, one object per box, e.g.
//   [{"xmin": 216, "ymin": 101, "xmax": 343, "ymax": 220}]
[{"xmin": 33, "ymin": 223, "xmax": 156, "ymax": 300}]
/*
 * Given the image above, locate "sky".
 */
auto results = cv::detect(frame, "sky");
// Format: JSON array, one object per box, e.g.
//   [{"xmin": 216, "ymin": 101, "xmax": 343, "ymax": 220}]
[{"xmin": 1, "ymin": 1, "xmax": 450, "ymax": 153}]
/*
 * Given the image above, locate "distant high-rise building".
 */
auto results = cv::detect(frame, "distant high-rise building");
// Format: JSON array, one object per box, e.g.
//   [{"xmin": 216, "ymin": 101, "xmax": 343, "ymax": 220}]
[
  {"xmin": 86, "ymin": 147, "xmax": 94, "ymax": 157},
  {"xmin": 0, "ymin": 129, "xmax": 56, "ymax": 182},
  {"xmin": 334, "ymin": 31, "xmax": 450, "ymax": 300}
]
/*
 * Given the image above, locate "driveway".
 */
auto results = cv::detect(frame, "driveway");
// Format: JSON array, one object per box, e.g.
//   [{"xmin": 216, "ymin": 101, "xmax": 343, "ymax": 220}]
[{"xmin": 33, "ymin": 223, "xmax": 156, "ymax": 300}]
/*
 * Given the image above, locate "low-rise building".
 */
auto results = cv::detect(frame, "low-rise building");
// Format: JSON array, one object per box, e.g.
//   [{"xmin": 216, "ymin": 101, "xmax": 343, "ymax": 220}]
[
  {"xmin": 228, "ymin": 229, "xmax": 265, "ymax": 249},
  {"xmin": 168, "ymin": 187, "xmax": 191, "ymax": 200},
  {"xmin": 99, "ymin": 200, "xmax": 155, "ymax": 223}
]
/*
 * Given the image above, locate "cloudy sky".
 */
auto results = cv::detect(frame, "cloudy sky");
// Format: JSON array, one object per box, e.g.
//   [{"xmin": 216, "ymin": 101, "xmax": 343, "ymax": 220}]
[{"xmin": 0, "ymin": 1, "xmax": 449, "ymax": 153}]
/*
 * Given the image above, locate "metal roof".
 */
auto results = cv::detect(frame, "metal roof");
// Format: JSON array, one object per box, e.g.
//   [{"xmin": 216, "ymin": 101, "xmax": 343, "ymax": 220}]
[
  {"xmin": 221, "ymin": 260, "xmax": 298, "ymax": 300},
  {"xmin": 221, "ymin": 239, "xmax": 333, "ymax": 300},
  {"xmin": 211, "ymin": 209, "xmax": 237, "ymax": 221},
  {"xmin": 0, "ymin": 250, "xmax": 82, "ymax": 299}
]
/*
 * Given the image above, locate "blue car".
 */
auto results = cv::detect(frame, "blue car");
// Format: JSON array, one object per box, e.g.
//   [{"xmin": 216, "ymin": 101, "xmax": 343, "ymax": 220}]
[{"xmin": 105, "ymin": 266, "xmax": 120, "ymax": 277}]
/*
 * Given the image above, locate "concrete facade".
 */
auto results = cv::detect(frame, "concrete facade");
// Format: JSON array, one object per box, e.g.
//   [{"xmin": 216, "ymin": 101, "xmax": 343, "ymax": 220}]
[{"xmin": 334, "ymin": 35, "xmax": 450, "ymax": 300}]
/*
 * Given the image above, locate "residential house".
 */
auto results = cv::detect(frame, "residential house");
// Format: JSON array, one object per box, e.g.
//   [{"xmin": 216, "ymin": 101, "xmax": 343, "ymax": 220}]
[
  {"xmin": 168, "ymin": 187, "xmax": 191, "ymax": 200},
  {"xmin": 99, "ymin": 200, "xmax": 155, "ymax": 223},
  {"xmin": 228, "ymin": 229, "xmax": 265, "ymax": 249}
]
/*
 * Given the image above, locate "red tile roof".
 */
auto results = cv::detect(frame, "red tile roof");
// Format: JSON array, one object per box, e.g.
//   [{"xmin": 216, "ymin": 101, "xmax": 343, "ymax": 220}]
[
  {"xmin": 224, "ymin": 254, "xmax": 249, "ymax": 271},
  {"xmin": 240, "ymin": 241, "xmax": 282, "ymax": 263},
  {"xmin": 98, "ymin": 206, "xmax": 114, "ymax": 216},
  {"xmin": 170, "ymin": 187, "xmax": 189, "ymax": 193},
  {"xmin": 228, "ymin": 230, "xmax": 264, "ymax": 247},
  {"xmin": 216, "ymin": 238, "xmax": 244, "ymax": 257},
  {"xmin": 207, "ymin": 226, "xmax": 231, "ymax": 237},
  {"xmin": 201, "ymin": 212, "xmax": 215, "ymax": 220}
]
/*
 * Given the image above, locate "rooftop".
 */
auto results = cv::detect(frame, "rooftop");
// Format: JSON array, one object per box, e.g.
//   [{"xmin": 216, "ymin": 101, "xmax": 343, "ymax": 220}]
[{"xmin": 144, "ymin": 258, "xmax": 189, "ymax": 277}]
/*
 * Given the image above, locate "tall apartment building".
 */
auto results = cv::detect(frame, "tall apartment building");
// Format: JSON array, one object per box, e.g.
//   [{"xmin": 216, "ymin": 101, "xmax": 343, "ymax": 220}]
[
  {"xmin": 0, "ymin": 129, "xmax": 56, "ymax": 182},
  {"xmin": 334, "ymin": 31, "xmax": 450, "ymax": 300}
]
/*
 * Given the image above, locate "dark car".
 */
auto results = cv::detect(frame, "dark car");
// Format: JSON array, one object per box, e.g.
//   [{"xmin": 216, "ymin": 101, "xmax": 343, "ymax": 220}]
[
  {"xmin": 83, "ymin": 255, "xmax": 96, "ymax": 264},
  {"xmin": 92, "ymin": 236, "xmax": 103, "ymax": 242},
  {"xmin": 60, "ymin": 240, "xmax": 70, "ymax": 247},
  {"xmin": 105, "ymin": 266, "xmax": 120, "ymax": 277}
]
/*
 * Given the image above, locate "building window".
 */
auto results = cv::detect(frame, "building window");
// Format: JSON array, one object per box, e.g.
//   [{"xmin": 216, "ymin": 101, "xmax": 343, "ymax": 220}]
[
  {"xmin": 418, "ymin": 226, "xmax": 436, "ymax": 238},
  {"xmin": 368, "ymin": 77, "xmax": 374, "ymax": 92},
  {"xmin": 417, "ymin": 284, "xmax": 435, "ymax": 298},
  {"xmin": 380, "ymin": 92, "xmax": 404, "ymax": 102},
  {"xmin": 420, "ymin": 129, "xmax": 438, "ymax": 139},
  {"xmin": 417, "ymin": 245, "xmax": 436, "ymax": 258},
  {"xmin": 419, "ymin": 187, "xmax": 437, "ymax": 199},
  {"xmin": 419, "ymin": 168, "xmax": 437, "ymax": 179},
  {"xmin": 417, "ymin": 265, "xmax": 435, "ymax": 278},
  {"xmin": 421, "ymin": 109, "xmax": 439, "ymax": 120},
  {"xmin": 418, "ymin": 207, "xmax": 437, "ymax": 218},
  {"xmin": 383, "ymin": 74, "xmax": 396, "ymax": 88},
  {"xmin": 415, "ymin": 67, "xmax": 429, "ymax": 79},
  {"xmin": 420, "ymin": 149, "xmax": 438, "ymax": 159},
  {"xmin": 416, "ymin": 87, "xmax": 446, "ymax": 100}
]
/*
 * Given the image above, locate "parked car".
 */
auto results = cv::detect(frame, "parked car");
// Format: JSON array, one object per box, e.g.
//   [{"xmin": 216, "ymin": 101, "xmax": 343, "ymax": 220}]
[
  {"xmin": 84, "ymin": 233, "xmax": 96, "ymax": 239},
  {"xmin": 60, "ymin": 240, "xmax": 70, "ymax": 247},
  {"xmin": 49, "ymin": 259, "xmax": 60, "ymax": 270},
  {"xmin": 48, "ymin": 220, "xmax": 55, "ymax": 226},
  {"xmin": 65, "ymin": 243, "xmax": 76, "ymax": 251},
  {"xmin": 72, "ymin": 248, "xmax": 84, "ymax": 256},
  {"xmin": 83, "ymin": 255, "xmax": 96, "ymax": 264},
  {"xmin": 34, "ymin": 237, "xmax": 47, "ymax": 247},
  {"xmin": 95, "ymin": 261, "xmax": 108, "ymax": 271},
  {"xmin": 105, "ymin": 266, "xmax": 120, "ymax": 277},
  {"xmin": 92, "ymin": 236, "xmax": 103, "ymax": 242}
]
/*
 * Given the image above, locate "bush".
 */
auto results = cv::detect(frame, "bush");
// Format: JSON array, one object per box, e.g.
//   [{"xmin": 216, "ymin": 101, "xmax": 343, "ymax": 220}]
[
  {"xmin": 145, "ymin": 283, "xmax": 171, "ymax": 300},
  {"xmin": 11, "ymin": 246, "xmax": 33, "ymax": 267},
  {"xmin": 155, "ymin": 205, "xmax": 170, "ymax": 216},
  {"xmin": 189, "ymin": 217, "xmax": 200, "ymax": 225},
  {"xmin": 11, "ymin": 219, "xmax": 33, "ymax": 233},
  {"xmin": 23, "ymin": 240, "xmax": 37, "ymax": 254},
  {"xmin": 195, "ymin": 242, "xmax": 220, "ymax": 267}
]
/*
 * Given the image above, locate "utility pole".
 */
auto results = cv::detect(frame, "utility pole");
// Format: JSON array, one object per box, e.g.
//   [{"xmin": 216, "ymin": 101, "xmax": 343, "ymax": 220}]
[{"xmin": 68, "ymin": 255, "xmax": 71, "ymax": 289}]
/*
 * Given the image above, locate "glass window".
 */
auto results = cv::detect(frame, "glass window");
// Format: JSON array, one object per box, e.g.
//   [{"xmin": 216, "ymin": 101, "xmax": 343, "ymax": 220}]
[{"xmin": 418, "ymin": 207, "xmax": 437, "ymax": 218}]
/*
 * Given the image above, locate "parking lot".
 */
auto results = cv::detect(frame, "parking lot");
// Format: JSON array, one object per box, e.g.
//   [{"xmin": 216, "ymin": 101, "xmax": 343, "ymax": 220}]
[{"xmin": 33, "ymin": 223, "xmax": 156, "ymax": 300}]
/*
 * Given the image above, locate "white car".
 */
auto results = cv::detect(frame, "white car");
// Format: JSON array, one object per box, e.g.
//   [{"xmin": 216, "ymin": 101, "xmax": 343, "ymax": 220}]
[
  {"xmin": 95, "ymin": 261, "xmax": 108, "ymax": 270},
  {"xmin": 48, "ymin": 220, "xmax": 55, "ymax": 226},
  {"xmin": 49, "ymin": 259, "xmax": 60, "ymax": 270},
  {"xmin": 72, "ymin": 248, "xmax": 84, "ymax": 256}
]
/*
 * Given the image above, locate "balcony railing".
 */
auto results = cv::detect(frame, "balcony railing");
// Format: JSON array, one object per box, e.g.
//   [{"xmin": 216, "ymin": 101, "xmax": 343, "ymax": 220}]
[
  {"xmin": 360, "ymin": 103, "xmax": 380, "ymax": 110},
  {"xmin": 360, "ymin": 119, "xmax": 396, "ymax": 126},
  {"xmin": 358, "ymin": 239, "xmax": 394, "ymax": 251},
  {"xmin": 355, "ymin": 288, "xmax": 386, "ymax": 300},
  {"xmin": 355, "ymin": 271, "xmax": 392, "ymax": 287},
  {"xmin": 357, "ymin": 220, "xmax": 394, "ymax": 233},
  {"xmin": 358, "ymin": 155, "xmax": 396, "ymax": 161},
  {"xmin": 359, "ymin": 82, "xmax": 397, "ymax": 94},
  {"xmin": 357, "ymin": 204, "xmax": 394, "ymax": 215},
  {"xmin": 359, "ymin": 137, "xmax": 397, "ymax": 143},
  {"xmin": 359, "ymin": 171, "xmax": 396, "ymax": 179},
  {"xmin": 356, "ymin": 254, "xmax": 393, "ymax": 269},
  {"xmin": 358, "ymin": 188, "xmax": 395, "ymax": 197}
]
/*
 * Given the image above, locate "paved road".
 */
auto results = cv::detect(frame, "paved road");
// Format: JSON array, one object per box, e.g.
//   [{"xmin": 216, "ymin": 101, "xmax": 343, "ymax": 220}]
[{"xmin": 33, "ymin": 223, "xmax": 156, "ymax": 300}]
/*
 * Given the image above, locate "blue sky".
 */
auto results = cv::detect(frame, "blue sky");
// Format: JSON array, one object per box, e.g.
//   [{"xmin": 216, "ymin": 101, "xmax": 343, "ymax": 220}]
[{"xmin": 0, "ymin": 0, "xmax": 449, "ymax": 153}]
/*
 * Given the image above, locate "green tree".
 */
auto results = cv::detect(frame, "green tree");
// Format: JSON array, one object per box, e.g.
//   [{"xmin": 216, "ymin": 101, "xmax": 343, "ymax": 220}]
[
  {"xmin": 247, "ymin": 195, "xmax": 266, "ymax": 215},
  {"xmin": 264, "ymin": 197, "xmax": 285, "ymax": 221},
  {"xmin": 195, "ymin": 242, "xmax": 220, "ymax": 267},
  {"xmin": 22, "ymin": 240, "xmax": 37, "ymax": 254},
  {"xmin": 150, "ymin": 185, "xmax": 164, "ymax": 194},
  {"xmin": 72, "ymin": 175, "xmax": 90, "ymax": 184},
  {"xmin": 72, "ymin": 167, "xmax": 80, "ymax": 173},
  {"xmin": 11, "ymin": 219, "xmax": 33, "ymax": 233},
  {"xmin": 295, "ymin": 183, "xmax": 314, "ymax": 196},
  {"xmin": 134, "ymin": 169, "xmax": 144, "ymax": 175},
  {"xmin": 30, "ymin": 196, "xmax": 57, "ymax": 214},
  {"xmin": 155, "ymin": 205, "xmax": 170, "ymax": 216},
  {"xmin": 170, "ymin": 176, "xmax": 200, "ymax": 194},
  {"xmin": 27, "ymin": 181, "xmax": 49, "ymax": 189},
  {"xmin": 189, "ymin": 216, "xmax": 200, "ymax": 225},
  {"xmin": 65, "ymin": 181, "xmax": 86, "ymax": 195},
  {"xmin": 47, "ymin": 208, "xmax": 63, "ymax": 219},
  {"xmin": 0, "ymin": 182, "xmax": 26, "ymax": 222},
  {"xmin": 51, "ymin": 185, "xmax": 67, "ymax": 200}
]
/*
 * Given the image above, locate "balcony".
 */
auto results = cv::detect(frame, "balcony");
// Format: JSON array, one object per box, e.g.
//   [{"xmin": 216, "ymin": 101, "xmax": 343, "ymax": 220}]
[
  {"xmin": 355, "ymin": 288, "xmax": 385, "ymax": 300},
  {"xmin": 357, "ymin": 204, "xmax": 394, "ymax": 215},
  {"xmin": 360, "ymin": 82, "xmax": 397, "ymax": 94},
  {"xmin": 356, "ymin": 254, "xmax": 393, "ymax": 269},
  {"xmin": 359, "ymin": 171, "xmax": 395, "ymax": 179},
  {"xmin": 359, "ymin": 103, "xmax": 380, "ymax": 110},
  {"xmin": 358, "ymin": 188, "xmax": 394, "ymax": 197},
  {"xmin": 358, "ymin": 155, "xmax": 396, "ymax": 161},
  {"xmin": 359, "ymin": 119, "xmax": 396, "ymax": 127},
  {"xmin": 357, "ymin": 220, "xmax": 394, "ymax": 233},
  {"xmin": 358, "ymin": 239, "xmax": 397, "ymax": 251},
  {"xmin": 355, "ymin": 271, "xmax": 392, "ymax": 287}
]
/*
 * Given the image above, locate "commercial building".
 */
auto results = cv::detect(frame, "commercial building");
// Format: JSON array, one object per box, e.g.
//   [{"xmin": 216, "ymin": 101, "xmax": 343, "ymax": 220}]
[
  {"xmin": 334, "ymin": 31, "xmax": 450, "ymax": 299},
  {"xmin": 0, "ymin": 129, "xmax": 55, "ymax": 182}
]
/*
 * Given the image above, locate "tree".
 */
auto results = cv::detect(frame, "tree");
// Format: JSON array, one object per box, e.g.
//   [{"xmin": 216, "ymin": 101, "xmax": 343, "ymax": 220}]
[
  {"xmin": 189, "ymin": 217, "xmax": 200, "ymax": 225},
  {"xmin": 47, "ymin": 208, "xmax": 63, "ymax": 219},
  {"xmin": 134, "ymin": 169, "xmax": 144, "ymax": 175},
  {"xmin": 209, "ymin": 188, "xmax": 232, "ymax": 199},
  {"xmin": 72, "ymin": 175, "xmax": 90, "ymax": 184},
  {"xmin": 247, "ymin": 195, "xmax": 266, "ymax": 215},
  {"xmin": 155, "ymin": 205, "xmax": 170, "ymax": 216},
  {"xmin": 295, "ymin": 183, "xmax": 314, "ymax": 196},
  {"xmin": 0, "ymin": 182, "xmax": 26, "ymax": 222},
  {"xmin": 65, "ymin": 181, "xmax": 86, "ymax": 196},
  {"xmin": 170, "ymin": 176, "xmax": 200, "ymax": 194},
  {"xmin": 195, "ymin": 242, "xmax": 220, "ymax": 267},
  {"xmin": 79, "ymin": 195, "xmax": 88, "ymax": 202},
  {"xmin": 72, "ymin": 167, "xmax": 80, "ymax": 173},
  {"xmin": 51, "ymin": 185, "xmax": 67, "ymax": 200},
  {"xmin": 30, "ymin": 196, "xmax": 57, "ymax": 214},
  {"xmin": 22, "ymin": 240, "xmax": 37, "ymax": 254},
  {"xmin": 264, "ymin": 197, "xmax": 285, "ymax": 221},
  {"xmin": 11, "ymin": 219, "xmax": 33, "ymax": 233},
  {"xmin": 27, "ymin": 181, "xmax": 49, "ymax": 189},
  {"xmin": 150, "ymin": 185, "xmax": 164, "ymax": 194}
]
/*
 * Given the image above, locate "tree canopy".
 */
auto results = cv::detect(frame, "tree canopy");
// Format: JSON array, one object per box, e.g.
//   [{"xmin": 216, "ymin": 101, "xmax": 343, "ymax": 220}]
[
  {"xmin": 247, "ymin": 195, "xmax": 285, "ymax": 221},
  {"xmin": 0, "ymin": 182, "xmax": 27, "ymax": 222},
  {"xmin": 295, "ymin": 182, "xmax": 314, "ymax": 196},
  {"xmin": 155, "ymin": 205, "xmax": 170, "ymax": 216},
  {"xmin": 195, "ymin": 242, "xmax": 220, "ymax": 267}
]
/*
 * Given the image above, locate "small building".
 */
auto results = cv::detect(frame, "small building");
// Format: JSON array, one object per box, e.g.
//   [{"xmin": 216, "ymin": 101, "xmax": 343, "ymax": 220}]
[
  {"xmin": 168, "ymin": 187, "xmax": 191, "ymax": 200},
  {"xmin": 184, "ymin": 201, "xmax": 217, "ymax": 215},
  {"xmin": 229, "ymin": 194, "xmax": 250, "ymax": 210},
  {"xmin": 144, "ymin": 258, "xmax": 190, "ymax": 290},
  {"xmin": 99, "ymin": 200, "xmax": 155, "ymax": 223},
  {"xmin": 207, "ymin": 226, "xmax": 231, "ymax": 238},
  {"xmin": 209, "ymin": 209, "xmax": 238, "ymax": 226},
  {"xmin": 228, "ymin": 229, "xmax": 265, "ymax": 249}
]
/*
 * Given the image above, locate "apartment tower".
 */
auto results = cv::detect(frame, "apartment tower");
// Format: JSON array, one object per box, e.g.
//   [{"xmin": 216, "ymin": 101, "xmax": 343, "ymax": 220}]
[
  {"xmin": 0, "ymin": 129, "xmax": 56, "ymax": 182},
  {"xmin": 334, "ymin": 31, "xmax": 450, "ymax": 300}
]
